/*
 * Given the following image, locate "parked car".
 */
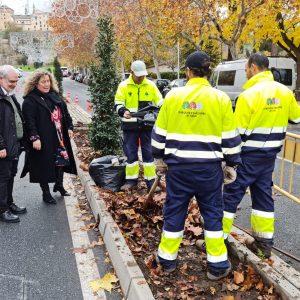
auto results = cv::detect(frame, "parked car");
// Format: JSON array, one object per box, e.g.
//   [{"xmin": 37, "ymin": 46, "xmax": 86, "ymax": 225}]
[
  {"xmin": 70, "ymin": 72, "xmax": 78, "ymax": 80},
  {"xmin": 162, "ymin": 78, "xmax": 187, "ymax": 98},
  {"xmin": 152, "ymin": 79, "xmax": 170, "ymax": 94},
  {"xmin": 210, "ymin": 57, "xmax": 296, "ymax": 108},
  {"xmin": 75, "ymin": 73, "xmax": 84, "ymax": 83}
]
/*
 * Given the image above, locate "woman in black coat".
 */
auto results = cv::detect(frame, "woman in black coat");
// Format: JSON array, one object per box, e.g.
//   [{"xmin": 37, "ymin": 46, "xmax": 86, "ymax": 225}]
[{"xmin": 21, "ymin": 70, "xmax": 77, "ymax": 204}]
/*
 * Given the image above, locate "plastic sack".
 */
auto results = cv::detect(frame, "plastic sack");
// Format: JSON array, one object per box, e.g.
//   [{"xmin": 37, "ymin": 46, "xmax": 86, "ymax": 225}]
[{"xmin": 89, "ymin": 155, "xmax": 126, "ymax": 192}]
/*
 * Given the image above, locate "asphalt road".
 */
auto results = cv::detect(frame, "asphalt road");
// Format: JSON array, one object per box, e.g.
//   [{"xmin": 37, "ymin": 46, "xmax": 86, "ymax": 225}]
[
  {"xmin": 62, "ymin": 77, "xmax": 90, "ymax": 113},
  {"xmin": 0, "ymin": 74, "xmax": 121, "ymax": 300}
]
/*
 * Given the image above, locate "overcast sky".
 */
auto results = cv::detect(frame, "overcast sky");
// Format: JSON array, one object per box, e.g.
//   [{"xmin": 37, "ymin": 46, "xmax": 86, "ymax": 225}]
[{"xmin": 1, "ymin": 0, "xmax": 50, "ymax": 15}]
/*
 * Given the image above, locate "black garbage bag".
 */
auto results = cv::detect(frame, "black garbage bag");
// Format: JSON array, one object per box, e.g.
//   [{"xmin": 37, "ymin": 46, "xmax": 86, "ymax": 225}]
[{"xmin": 89, "ymin": 155, "xmax": 126, "ymax": 192}]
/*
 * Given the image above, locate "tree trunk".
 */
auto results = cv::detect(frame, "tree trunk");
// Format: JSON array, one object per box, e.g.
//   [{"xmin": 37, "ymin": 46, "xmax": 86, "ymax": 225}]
[
  {"xmin": 152, "ymin": 44, "xmax": 161, "ymax": 79},
  {"xmin": 271, "ymin": 44, "xmax": 279, "ymax": 56},
  {"xmin": 228, "ymin": 43, "xmax": 237, "ymax": 60}
]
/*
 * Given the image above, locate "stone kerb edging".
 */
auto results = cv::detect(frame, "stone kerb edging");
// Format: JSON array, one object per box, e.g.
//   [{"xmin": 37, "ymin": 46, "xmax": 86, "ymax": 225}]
[
  {"xmin": 228, "ymin": 227, "xmax": 300, "ymax": 300},
  {"xmin": 71, "ymin": 139, "xmax": 155, "ymax": 300}
]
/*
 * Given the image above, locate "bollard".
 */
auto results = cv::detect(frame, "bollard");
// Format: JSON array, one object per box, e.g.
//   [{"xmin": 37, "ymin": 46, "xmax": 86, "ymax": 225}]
[
  {"xmin": 86, "ymin": 99, "xmax": 92, "ymax": 112},
  {"xmin": 65, "ymin": 91, "xmax": 72, "ymax": 103},
  {"xmin": 74, "ymin": 95, "xmax": 79, "ymax": 105}
]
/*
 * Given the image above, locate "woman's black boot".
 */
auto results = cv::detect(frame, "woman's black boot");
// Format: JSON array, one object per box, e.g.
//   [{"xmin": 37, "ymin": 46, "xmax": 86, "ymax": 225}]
[
  {"xmin": 40, "ymin": 183, "xmax": 57, "ymax": 204},
  {"xmin": 54, "ymin": 167, "xmax": 70, "ymax": 196},
  {"xmin": 53, "ymin": 185, "xmax": 70, "ymax": 196}
]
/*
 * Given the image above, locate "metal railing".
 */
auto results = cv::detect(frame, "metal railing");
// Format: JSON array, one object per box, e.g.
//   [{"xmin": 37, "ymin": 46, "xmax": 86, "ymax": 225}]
[{"xmin": 273, "ymin": 132, "xmax": 300, "ymax": 205}]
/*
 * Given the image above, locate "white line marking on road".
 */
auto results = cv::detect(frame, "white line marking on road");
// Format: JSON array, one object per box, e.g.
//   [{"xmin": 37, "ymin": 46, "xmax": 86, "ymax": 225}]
[{"xmin": 64, "ymin": 175, "xmax": 106, "ymax": 300}]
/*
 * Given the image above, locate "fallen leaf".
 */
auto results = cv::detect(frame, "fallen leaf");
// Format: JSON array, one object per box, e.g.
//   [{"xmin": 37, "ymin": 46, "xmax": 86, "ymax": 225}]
[
  {"xmin": 72, "ymin": 247, "xmax": 87, "ymax": 254},
  {"xmin": 89, "ymin": 273, "xmax": 118, "ymax": 293},
  {"xmin": 180, "ymin": 263, "xmax": 188, "ymax": 273},
  {"xmin": 256, "ymin": 279, "xmax": 264, "ymax": 291},
  {"xmin": 234, "ymin": 270, "xmax": 244, "ymax": 284},
  {"xmin": 79, "ymin": 162, "xmax": 89, "ymax": 171},
  {"xmin": 104, "ymin": 257, "xmax": 111, "ymax": 263},
  {"xmin": 227, "ymin": 283, "xmax": 240, "ymax": 291},
  {"xmin": 152, "ymin": 215, "xmax": 163, "ymax": 223},
  {"xmin": 210, "ymin": 287, "xmax": 216, "ymax": 295},
  {"xmin": 268, "ymin": 284, "xmax": 274, "ymax": 295},
  {"xmin": 264, "ymin": 258, "xmax": 274, "ymax": 266},
  {"xmin": 224, "ymin": 296, "xmax": 235, "ymax": 300},
  {"xmin": 88, "ymin": 239, "xmax": 104, "ymax": 249},
  {"xmin": 186, "ymin": 224, "xmax": 203, "ymax": 237}
]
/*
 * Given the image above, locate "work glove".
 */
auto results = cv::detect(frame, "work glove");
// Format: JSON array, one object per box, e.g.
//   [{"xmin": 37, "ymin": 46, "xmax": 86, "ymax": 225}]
[
  {"xmin": 223, "ymin": 165, "xmax": 237, "ymax": 185},
  {"xmin": 154, "ymin": 158, "xmax": 168, "ymax": 176}
]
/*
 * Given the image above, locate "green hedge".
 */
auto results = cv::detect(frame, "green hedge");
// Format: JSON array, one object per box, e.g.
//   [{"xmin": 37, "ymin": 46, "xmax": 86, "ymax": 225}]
[{"xmin": 148, "ymin": 71, "xmax": 186, "ymax": 80}]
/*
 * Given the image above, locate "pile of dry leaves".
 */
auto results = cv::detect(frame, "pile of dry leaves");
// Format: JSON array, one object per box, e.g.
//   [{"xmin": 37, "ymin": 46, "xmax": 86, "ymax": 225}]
[{"xmin": 74, "ymin": 128, "xmax": 280, "ymax": 300}]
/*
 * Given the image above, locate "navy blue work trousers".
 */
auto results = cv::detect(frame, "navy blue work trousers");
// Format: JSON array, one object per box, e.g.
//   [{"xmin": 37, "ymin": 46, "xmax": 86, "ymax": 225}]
[{"xmin": 163, "ymin": 163, "xmax": 229, "ymax": 270}]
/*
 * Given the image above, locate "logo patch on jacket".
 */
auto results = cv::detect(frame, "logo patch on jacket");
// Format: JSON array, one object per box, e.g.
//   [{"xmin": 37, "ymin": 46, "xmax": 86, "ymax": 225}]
[
  {"xmin": 266, "ymin": 98, "xmax": 280, "ymax": 105},
  {"xmin": 128, "ymin": 92, "xmax": 132, "ymax": 96},
  {"xmin": 145, "ymin": 92, "xmax": 149, "ymax": 96},
  {"xmin": 182, "ymin": 101, "xmax": 203, "ymax": 110}
]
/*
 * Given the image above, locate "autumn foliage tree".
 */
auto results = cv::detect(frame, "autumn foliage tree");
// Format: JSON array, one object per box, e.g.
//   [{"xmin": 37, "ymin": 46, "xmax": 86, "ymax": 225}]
[
  {"xmin": 48, "ymin": 4, "xmax": 98, "ymax": 68},
  {"xmin": 88, "ymin": 15, "xmax": 121, "ymax": 155}
]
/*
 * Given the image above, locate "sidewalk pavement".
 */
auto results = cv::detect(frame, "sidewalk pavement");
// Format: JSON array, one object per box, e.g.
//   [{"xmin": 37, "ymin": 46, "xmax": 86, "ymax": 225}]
[{"xmin": 69, "ymin": 103, "xmax": 300, "ymax": 300}]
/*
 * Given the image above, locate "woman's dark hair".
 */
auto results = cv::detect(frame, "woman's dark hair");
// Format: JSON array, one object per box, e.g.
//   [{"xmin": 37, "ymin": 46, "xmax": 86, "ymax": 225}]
[{"xmin": 248, "ymin": 53, "xmax": 269, "ymax": 70}]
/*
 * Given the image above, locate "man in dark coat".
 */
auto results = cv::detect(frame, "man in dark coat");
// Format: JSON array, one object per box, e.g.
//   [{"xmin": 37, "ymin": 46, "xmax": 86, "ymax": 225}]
[{"xmin": 0, "ymin": 65, "xmax": 27, "ymax": 223}]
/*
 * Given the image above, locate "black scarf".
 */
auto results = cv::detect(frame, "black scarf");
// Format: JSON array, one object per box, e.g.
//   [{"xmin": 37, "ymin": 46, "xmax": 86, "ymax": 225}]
[{"xmin": 33, "ymin": 89, "xmax": 62, "ymax": 112}]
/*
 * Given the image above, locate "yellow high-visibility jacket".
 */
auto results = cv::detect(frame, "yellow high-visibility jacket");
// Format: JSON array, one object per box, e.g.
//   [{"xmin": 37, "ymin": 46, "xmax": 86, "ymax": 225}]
[
  {"xmin": 151, "ymin": 77, "xmax": 241, "ymax": 166},
  {"xmin": 114, "ymin": 75, "xmax": 163, "ymax": 130},
  {"xmin": 235, "ymin": 71, "xmax": 300, "ymax": 159}
]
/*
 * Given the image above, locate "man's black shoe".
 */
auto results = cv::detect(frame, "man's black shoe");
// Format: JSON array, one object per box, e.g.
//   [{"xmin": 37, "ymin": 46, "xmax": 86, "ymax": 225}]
[
  {"xmin": 9, "ymin": 203, "xmax": 27, "ymax": 214},
  {"xmin": 0, "ymin": 210, "xmax": 20, "ymax": 223}
]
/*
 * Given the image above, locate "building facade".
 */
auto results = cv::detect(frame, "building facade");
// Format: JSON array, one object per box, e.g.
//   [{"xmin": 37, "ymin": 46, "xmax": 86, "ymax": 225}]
[
  {"xmin": 0, "ymin": 4, "xmax": 50, "ymax": 32},
  {"xmin": 0, "ymin": 5, "xmax": 14, "ymax": 31}
]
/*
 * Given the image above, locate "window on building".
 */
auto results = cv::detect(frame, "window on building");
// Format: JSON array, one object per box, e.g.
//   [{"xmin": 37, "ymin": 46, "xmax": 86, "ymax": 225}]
[
  {"xmin": 275, "ymin": 69, "xmax": 293, "ymax": 86},
  {"xmin": 218, "ymin": 71, "xmax": 236, "ymax": 86}
]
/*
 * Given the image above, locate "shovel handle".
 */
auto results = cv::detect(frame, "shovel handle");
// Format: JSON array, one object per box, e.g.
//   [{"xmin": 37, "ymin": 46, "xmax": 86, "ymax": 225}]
[{"xmin": 144, "ymin": 175, "xmax": 161, "ymax": 208}]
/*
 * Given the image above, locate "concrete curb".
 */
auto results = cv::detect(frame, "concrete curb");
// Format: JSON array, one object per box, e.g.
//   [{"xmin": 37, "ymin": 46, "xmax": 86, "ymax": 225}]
[
  {"xmin": 71, "ymin": 139, "xmax": 155, "ymax": 300},
  {"xmin": 228, "ymin": 226, "xmax": 300, "ymax": 300}
]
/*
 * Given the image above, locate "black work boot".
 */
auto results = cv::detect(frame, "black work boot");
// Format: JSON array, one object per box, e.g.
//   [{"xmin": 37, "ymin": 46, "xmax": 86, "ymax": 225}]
[{"xmin": 40, "ymin": 183, "xmax": 57, "ymax": 204}]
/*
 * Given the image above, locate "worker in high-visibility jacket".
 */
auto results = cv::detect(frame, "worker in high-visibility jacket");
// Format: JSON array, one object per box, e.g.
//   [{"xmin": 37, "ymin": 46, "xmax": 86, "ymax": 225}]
[
  {"xmin": 223, "ymin": 53, "xmax": 300, "ymax": 258},
  {"xmin": 151, "ymin": 51, "xmax": 241, "ymax": 280},
  {"xmin": 115, "ymin": 60, "xmax": 163, "ymax": 191}
]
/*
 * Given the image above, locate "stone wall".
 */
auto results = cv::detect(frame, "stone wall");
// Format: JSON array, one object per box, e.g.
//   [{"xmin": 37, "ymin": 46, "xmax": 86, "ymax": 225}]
[{"xmin": 0, "ymin": 38, "xmax": 21, "ymax": 65}]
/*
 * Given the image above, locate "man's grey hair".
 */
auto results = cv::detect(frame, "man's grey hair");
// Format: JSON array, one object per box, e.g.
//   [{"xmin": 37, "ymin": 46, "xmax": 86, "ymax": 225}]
[{"xmin": 0, "ymin": 65, "xmax": 18, "ymax": 78}]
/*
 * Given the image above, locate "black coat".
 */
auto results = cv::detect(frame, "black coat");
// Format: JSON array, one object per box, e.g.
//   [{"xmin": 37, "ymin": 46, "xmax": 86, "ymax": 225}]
[
  {"xmin": 21, "ymin": 90, "xmax": 77, "ymax": 183},
  {"xmin": 0, "ymin": 88, "xmax": 25, "ymax": 159}
]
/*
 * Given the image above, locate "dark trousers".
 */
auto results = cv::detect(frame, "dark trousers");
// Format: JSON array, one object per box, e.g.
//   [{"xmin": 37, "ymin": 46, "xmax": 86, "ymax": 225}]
[
  {"xmin": 40, "ymin": 166, "xmax": 64, "ymax": 192},
  {"xmin": 0, "ymin": 159, "xmax": 18, "ymax": 212},
  {"xmin": 123, "ymin": 129, "xmax": 154, "ymax": 185},
  {"xmin": 162, "ymin": 163, "xmax": 229, "ymax": 271},
  {"xmin": 223, "ymin": 157, "xmax": 275, "ymax": 249}
]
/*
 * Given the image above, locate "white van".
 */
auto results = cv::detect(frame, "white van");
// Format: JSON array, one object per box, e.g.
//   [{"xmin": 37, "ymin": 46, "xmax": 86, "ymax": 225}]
[{"xmin": 210, "ymin": 57, "xmax": 297, "ymax": 108}]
